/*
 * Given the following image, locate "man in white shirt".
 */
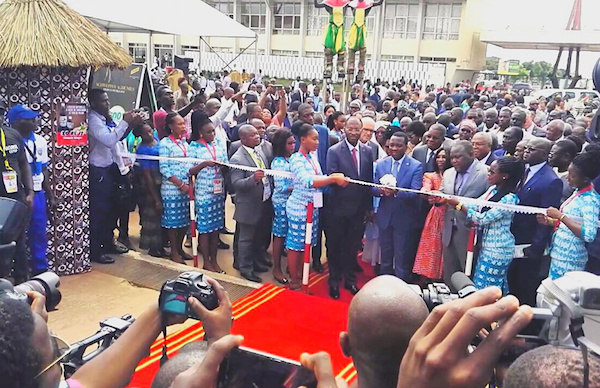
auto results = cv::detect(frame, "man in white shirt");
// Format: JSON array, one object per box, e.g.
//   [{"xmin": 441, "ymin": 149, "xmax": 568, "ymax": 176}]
[{"xmin": 220, "ymin": 87, "xmax": 239, "ymax": 126}]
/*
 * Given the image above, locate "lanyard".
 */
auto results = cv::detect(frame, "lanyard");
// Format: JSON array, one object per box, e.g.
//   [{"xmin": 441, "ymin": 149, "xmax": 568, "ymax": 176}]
[
  {"xmin": 23, "ymin": 133, "xmax": 37, "ymax": 162},
  {"xmin": 169, "ymin": 135, "xmax": 187, "ymax": 157},
  {"xmin": 200, "ymin": 139, "xmax": 217, "ymax": 161},
  {"xmin": 301, "ymin": 151, "xmax": 319, "ymax": 175},
  {"xmin": 561, "ymin": 184, "xmax": 593, "ymax": 211},
  {"xmin": 0, "ymin": 128, "xmax": 12, "ymax": 171}
]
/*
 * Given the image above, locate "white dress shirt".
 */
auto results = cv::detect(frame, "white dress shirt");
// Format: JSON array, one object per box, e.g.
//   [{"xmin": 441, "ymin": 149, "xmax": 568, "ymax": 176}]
[
  {"xmin": 480, "ymin": 152, "xmax": 492, "ymax": 165},
  {"xmin": 525, "ymin": 161, "xmax": 547, "ymax": 184}
]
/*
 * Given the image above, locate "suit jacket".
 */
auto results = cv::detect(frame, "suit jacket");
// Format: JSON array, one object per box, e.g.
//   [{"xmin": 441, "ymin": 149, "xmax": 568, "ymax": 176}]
[
  {"xmin": 229, "ymin": 146, "xmax": 272, "ymax": 225},
  {"xmin": 483, "ymin": 151, "xmax": 498, "ymax": 166},
  {"xmin": 229, "ymin": 140, "xmax": 273, "ymax": 162},
  {"xmin": 412, "ymin": 139, "xmax": 454, "ymax": 173},
  {"xmin": 441, "ymin": 159, "xmax": 489, "ymax": 247},
  {"xmin": 374, "ymin": 155, "xmax": 424, "ymax": 230},
  {"xmin": 511, "ymin": 163, "xmax": 562, "ymax": 256},
  {"xmin": 326, "ymin": 141, "xmax": 374, "ymax": 217},
  {"xmin": 290, "ymin": 91, "xmax": 308, "ymax": 104}
]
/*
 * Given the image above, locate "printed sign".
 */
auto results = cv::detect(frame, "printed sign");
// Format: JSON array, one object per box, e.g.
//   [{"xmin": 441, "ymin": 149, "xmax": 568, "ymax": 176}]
[{"xmin": 56, "ymin": 102, "xmax": 88, "ymax": 146}]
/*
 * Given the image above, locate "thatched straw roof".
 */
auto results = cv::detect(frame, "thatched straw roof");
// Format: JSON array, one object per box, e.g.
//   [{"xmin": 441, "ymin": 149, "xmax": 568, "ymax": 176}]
[{"xmin": 0, "ymin": 0, "xmax": 132, "ymax": 69}]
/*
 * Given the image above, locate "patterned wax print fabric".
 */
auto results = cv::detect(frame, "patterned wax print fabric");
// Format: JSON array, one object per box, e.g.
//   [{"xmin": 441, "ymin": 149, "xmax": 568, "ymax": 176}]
[
  {"xmin": 159, "ymin": 136, "xmax": 191, "ymax": 228},
  {"xmin": 286, "ymin": 152, "xmax": 321, "ymax": 251},
  {"xmin": 188, "ymin": 139, "xmax": 228, "ymax": 234},
  {"xmin": 549, "ymin": 188, "xmax": 600, "ymax": 279},
  {"xmin": 271, "ymin": 156, "xmax": 293, "ymax": 237},
  {"xmin": 465, "ymin": 187, "xmax": 519, "ymax": 294}
]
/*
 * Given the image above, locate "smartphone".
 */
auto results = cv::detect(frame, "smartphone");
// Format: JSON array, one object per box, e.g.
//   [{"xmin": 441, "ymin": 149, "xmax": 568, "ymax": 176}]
[{"xmin": 217, "ymin": 347, "xmax": 317, "ymax": 388}]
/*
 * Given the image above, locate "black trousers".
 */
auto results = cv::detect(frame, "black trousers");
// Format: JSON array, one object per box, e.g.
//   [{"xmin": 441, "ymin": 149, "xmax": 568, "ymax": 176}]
[
  {"xmin": 238, "ymin": 200, "xmax": 273, "ymax": 274},
  {"xmin": 326, "ymin": 213, "xmax": 364, "ymax": 286},
  {"xmin": 89, "ymin": 165, "xmax": 117, "ymax": 260},
  {"xmin": 507, "ymin": 256, "xmax": 550, "ymax": 307}
]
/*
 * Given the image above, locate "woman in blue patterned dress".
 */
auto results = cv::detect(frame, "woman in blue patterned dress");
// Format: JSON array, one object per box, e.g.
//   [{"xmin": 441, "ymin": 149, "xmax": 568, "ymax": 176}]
[
  {"xmin": 286, "ymin": 123, "xmax": 349, "ymax": 290},
  {"xmin": 188, "ymin": 112, "xmax": 228, "ymax": 274},
  {"xmin": 448, "ymin": 157, "xmax": 523, "ymax": 294},
  {"xmin": 159, "ymin": 112, "xmax": 192, "ymax": 264},
  {"xmin": 270, "ymin": 128, "xmax": 296, "ymax": 284},
  {"xmin": 538, "ymin": 151, "xmax": 600, "ymax": 279}
]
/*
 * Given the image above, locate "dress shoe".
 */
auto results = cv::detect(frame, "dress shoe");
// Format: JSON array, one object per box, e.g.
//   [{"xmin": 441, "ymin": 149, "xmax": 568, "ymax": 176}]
[
  {"xmin": 329, "ymin": 285, "xmax": 340, "ymax": 299},
  {"xmin": 312, "ymin": 261, "xmax": 324, "ymax": 274},
  {"xmin": 241, "ymin": 272, "xmax": 262, "ymax": 283},
  {"xmin": 149, "ymin": 248, "xmax": 168, "ymax": 258},
  {"xmin": 218, "ymin": 239, "xmax": 230, "ymax": 250},
  {"xmin": 345, "ymin": 284, "xmax": 360, "ymax": 295},
  {"xmin": 110, "ymin": 241, "xmax": 128, "ymax": 254},
  {"xmin": 221, "ymin": 227, "xmax": 234, "ymax": 235},
  {"xmin": 254, "ymin": 263, "xmax": 270, "ymax": 273},
  {"xmin": 184, "ymin": 238, "xmax": 192, "ymax": 248},
  {"xmin": 92, "ymin": 254, "xmax": 115, "ymax": 264},
  {"xmin": 118, "ymin": 237, "xmax": 134, "ymax": 251}
]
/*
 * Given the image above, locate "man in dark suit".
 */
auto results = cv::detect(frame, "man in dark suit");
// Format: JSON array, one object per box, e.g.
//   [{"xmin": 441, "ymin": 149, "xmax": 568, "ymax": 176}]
[
  {"xmin": 326, "ymin": 117, "xmax": 374, "ymax": 299},
  {"xmin": 228, "ymin": 102, "xmax": 263, "ymax": 142},
  {"xmin": 229, "ymin": 125, "xmax": 273, "ymax": 283},
  {"xmin": 412, "ymin": 124, "xmax": 452, "ymax": 173},
  {"xmin": 472, "ymin": 132, "xmax": 497, "ymax": 166},
  {"xmin": 508, "ymin": 137, "xmax": 562, "ymax": 306},
  {"xmin": 374, "ymin": 132, "xmax": 423, "ymax": 281},
  {"xmin": 290, "ymin": 82, "xmax": 309, "ymax": 104},
  {"xmin": 440, "ymin": 141, "xmax": 489, "ymax": 286}
]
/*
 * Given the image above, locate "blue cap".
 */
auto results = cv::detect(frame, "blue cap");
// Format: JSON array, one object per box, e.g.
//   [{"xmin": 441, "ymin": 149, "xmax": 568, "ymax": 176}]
[{"xmin": 7, "ymin": 104, "xmax": 39, "ymax": 125}]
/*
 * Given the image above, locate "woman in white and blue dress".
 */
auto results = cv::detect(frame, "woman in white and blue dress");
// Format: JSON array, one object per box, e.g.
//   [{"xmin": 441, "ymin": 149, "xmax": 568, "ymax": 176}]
[
  {"xmin": 538, "ymin": 150, "xmax": 600, "ymax": 279},
  {"xmin": 188, "ymin": 111, "xmax": 228, "ymax": 274},
  {"xmin": 270, "ymin": 128, "xmax": 296, "ymax": 285},
  {"xmin": 448, "ymin": 157, "xmax": 523, "ymax": 294},
  {"xmin": 159, "ymin": 112, "xmax": 192, "ymax": 264},
  {"xmin": 286, "ymin": 123, "xmax": 349, "ymax": 290}
]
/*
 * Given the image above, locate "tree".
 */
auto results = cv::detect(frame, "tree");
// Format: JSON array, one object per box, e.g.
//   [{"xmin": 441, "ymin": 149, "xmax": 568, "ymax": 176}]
[
  {"xmin": 522, "ymin": 60, "xmax": 553, "ymax": 87},
  {"xmin": 486, "ymin": 57, "xmax": 499, "ymax": 71}
]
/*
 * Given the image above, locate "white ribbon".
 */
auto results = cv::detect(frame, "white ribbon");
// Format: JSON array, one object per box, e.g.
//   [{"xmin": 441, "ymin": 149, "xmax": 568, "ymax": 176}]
[{"xmin": 123, "ymin": 151, "xmax": 595, "ymax": 225}]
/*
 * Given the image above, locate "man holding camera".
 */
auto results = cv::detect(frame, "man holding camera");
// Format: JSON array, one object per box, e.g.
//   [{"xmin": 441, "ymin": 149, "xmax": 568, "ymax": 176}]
[{"xmin": 0, "ymin": 101, "xmax": 34, "ymax": 283}]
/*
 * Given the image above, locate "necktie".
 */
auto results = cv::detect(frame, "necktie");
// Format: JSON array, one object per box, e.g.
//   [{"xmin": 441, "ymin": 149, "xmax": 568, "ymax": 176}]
[
  {"xmin": 455, "ymin": 172, "xmax": 464, "ymax": 195},
  {"xmin": 253, "ymin": 150, "xmax": 271, "ymax": 201},
  {"xmin": 519, "ymin": 167, "xmax": 530, "ymax": 191},
  {"xmin": 392, "ymin": 160, "xmax": 400, "ymax": 177},
  {"xmin": 253, "ymin": 150, "xmax": 265, "ymax": 169},
  {"xmin": 351, "ymin": 148, "xmax": 358, "ymax": 172},
  {"xmin": 427, "ymin": 149, "xmax": 434, "ymax": 165}
]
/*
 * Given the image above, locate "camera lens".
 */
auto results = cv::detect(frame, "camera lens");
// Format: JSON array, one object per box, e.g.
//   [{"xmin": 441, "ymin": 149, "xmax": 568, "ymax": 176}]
[{"xmin": 13, "ymin": 272, "xmax": 62, "ymax": 310}]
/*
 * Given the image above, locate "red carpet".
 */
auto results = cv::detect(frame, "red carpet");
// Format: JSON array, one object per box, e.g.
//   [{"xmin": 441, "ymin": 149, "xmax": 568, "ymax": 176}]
[
  {"xmin": 126, "ymin": 284, "xmax": 357, "ymax": 387},
  {"xmin": 307, "ymin": 256, "xmax": 376, "ymax": 303}
]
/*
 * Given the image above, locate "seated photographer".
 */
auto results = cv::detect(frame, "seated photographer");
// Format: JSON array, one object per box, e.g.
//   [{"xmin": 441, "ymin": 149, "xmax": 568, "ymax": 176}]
[
  {"xmin": 503, "ymin": 345, "xmax": 600, "ymax": 388},
  {"xmin": 339, "ymin": 275, "xmax": 428, "ymax": 388},
  {"xmin": 0, "ymin": 277, "xmax": 232, "ymax": 388}
]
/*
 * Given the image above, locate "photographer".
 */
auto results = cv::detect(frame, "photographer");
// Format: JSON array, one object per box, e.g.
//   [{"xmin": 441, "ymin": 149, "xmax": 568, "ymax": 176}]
[{"xmin": 0, "ymin": 277, "xmax": 232, "ymax": 388}]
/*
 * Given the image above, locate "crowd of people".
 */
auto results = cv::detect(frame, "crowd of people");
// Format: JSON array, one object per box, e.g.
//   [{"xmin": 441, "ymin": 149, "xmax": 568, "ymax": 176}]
[
  {"xmin": 1, "ymin": 70, "xmax": 600, "ymax": 388},
  {"xmin": 3, "ymin": 71, "xmax": 600, "ymax": 307}
]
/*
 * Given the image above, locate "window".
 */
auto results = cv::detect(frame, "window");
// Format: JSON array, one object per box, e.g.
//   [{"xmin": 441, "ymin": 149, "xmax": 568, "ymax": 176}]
[
  {"xmin": 273, "ymin": 2, "xmax": 301, "ymax": 35},
  {"xmin": 271, "ymin": 49, "xmax": 299, "ymax": 57},
  {"xmin": 207, "ymin": 1, "xmax": 234, "ymax": 18},
  {"xmin": 380, "ymin": 54, "xmax": 414, "ymax": 61},
  {"xmin": 181, "ymin": 45, "xmax": 200, "ymax": 52},
  {"xmin": 128, "ymin": 43, "xmax": 147, "ymax": 63},
  {"xmin": 305, "ymin": 51, "xmax": 324, "ymax": 58},
  {"xmin": 420, "ymin": 56, "xmax": 456, "ymax": 63},
  {"xmin": 307, "ymin": 6, "xmax": 328, "ymax": 36},
  {"xmin": 422, "ymin": 3, "xmax": 461, "ymax": 40},
  {"xmin": 210, "ymin": 47, "xmax": 233, "ymax": 54},
  {"xmin": 241, "ymin": 1, "xmax": 267, "ymax": 34},
  {"xmin": 383, "ymin": 1, "xmax": 419, "ymax": 39}
]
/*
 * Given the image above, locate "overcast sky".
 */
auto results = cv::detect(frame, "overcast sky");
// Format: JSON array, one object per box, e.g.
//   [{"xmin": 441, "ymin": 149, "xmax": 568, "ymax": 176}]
[{"xmin": 482, "ymin": 0, "xmax": 600, "ymax": 76}]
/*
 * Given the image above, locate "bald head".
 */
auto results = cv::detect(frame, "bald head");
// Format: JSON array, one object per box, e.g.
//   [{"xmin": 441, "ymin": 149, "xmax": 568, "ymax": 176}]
[
  {"xmin": 422, "ymin": 113, "xmax": 437, "ymax": 129},
  {"xmin": 205, "ymin": 98, "xmax": 222, "ymax": 116},
  {"xmin": 545, "ymin": 119, "xmax": 565, "ymax": 142},
  {"xmin": 223, "ymin": 87, "xmax": 234, "ymax": 99},
  {"xmin": 340, "ymin": 276, "xmax": 428, "ymax": 387},
  {"xmin": 239, "ymin": 124, "xmax": 260, "ymax": 147}
]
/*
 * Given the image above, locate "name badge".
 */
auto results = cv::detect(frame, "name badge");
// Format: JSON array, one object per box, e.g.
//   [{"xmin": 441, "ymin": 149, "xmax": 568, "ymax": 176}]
[
  {"xmin": 2, "ymin": 171, "xmax": 18, "ymax": 194},
  {"xmin": 32, "ymin": 174, "xmax": 44, "ymax": 192},
  {"xmin": 213, "ymin": 178, "xmax": 223, "ymax": 195},
  {"xmin": 313, "ymin": 191, "xmax": 323, "ymax": 208}
]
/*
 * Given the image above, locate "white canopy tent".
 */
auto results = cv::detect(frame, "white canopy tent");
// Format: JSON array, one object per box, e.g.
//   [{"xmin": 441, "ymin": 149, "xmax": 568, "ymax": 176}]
[{"xmin": 5, "ymin": 0, "xmax": 259, "ymax": 71}]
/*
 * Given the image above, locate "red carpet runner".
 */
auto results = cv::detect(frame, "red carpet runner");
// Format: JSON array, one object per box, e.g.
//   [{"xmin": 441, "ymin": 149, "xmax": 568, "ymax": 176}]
[
  {"xmin": 307, "ymin": 258, "xmax": 376, "ymax": 303},
  {"xmin": 126, "ymin": 283, "xmax": 360, "ymax": 387}
]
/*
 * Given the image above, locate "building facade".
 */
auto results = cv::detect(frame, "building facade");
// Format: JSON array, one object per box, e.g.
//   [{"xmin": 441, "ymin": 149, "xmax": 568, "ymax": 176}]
[{"xmin": 110, "ymin": 0, "xmax": 487, "ymax": 84}]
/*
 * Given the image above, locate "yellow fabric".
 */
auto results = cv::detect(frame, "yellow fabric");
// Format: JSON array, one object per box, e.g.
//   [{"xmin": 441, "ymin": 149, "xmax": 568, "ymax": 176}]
[
  {"xmin": 166, "ymin": 69, "xmax": 184, "ymax": 93},
  {"xmin": 348, "ymin": 9, "xmax": 366, "ymax": 50},
  {"xmin": 230, "ymin": 71, "xmax": 242, "ymax": 84},
  {"xmin": 0, "ymin": 128, "xmax": 12, "ymax": 171},
  {"xmin": 332, "ymin": 7, "xmax": 344, "ymax": 26},
  {"xmin": 354, "ymin": 8, "xmax": 365, "ymax": 27}
]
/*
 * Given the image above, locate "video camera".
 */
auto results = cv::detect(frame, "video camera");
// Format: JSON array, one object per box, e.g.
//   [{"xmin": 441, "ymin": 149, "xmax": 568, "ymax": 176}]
[
  {"xmin": 159, "ymin": 271, "xmax": 218, "ymax": 320},
  {"xmin": 408, "ymin": 272, "xmax": 477, "ymax": 310},
  {"xmin": 62, "ymin": 315, "xmax": 135, "ymax": 379}
]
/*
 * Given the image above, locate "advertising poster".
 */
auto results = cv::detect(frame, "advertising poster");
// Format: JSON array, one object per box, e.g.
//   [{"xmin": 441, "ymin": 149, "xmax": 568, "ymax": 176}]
[
  {"xmin": 56, "ymin": 102, "xmax": 88, "ymax": 146},
  {"xmin": 497, "ymin": 59, "xmax": 520, "ymax": 76}
]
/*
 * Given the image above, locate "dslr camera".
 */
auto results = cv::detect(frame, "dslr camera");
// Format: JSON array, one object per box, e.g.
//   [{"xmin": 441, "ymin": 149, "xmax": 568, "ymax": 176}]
[
  {"xmin": 0, "ymin": 272, "xmax": 62, "ymax": 310},
  {"xmin": 159, "ymin": 272, "xmax": 218, "ymax": 320},
  {"xmin": 408, "ymin": 272, "xmax": 477, "ymax": 310}
]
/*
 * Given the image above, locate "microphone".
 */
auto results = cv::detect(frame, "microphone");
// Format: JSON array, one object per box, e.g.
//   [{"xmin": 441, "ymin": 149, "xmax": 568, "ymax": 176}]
[{"xmin": 451, "ymin": 272, "xmax": 477, "ymax": 298}]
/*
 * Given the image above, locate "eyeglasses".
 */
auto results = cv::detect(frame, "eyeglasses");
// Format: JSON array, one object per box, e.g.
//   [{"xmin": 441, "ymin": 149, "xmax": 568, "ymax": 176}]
[{"xmin": 35, "ymin": 334, "xmax": 72, "ymax": 379}]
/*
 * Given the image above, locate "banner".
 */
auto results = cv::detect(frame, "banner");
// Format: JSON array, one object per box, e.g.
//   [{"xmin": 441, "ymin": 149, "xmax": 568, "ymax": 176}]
[
  {"xmin": 498, "ymin": 59, "xmax": 520, "ymax": 76},
  {"xmin": 55, "ymin": 102, "xmax": 88, "ymax": 146}
]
